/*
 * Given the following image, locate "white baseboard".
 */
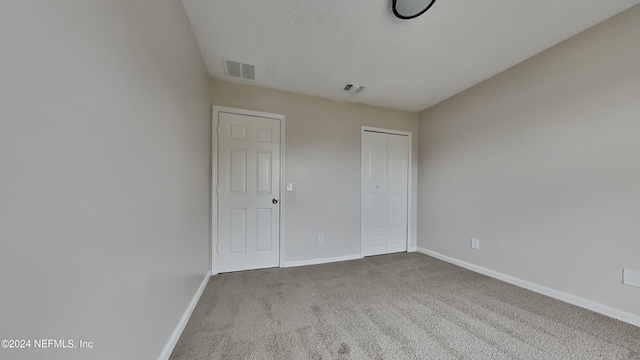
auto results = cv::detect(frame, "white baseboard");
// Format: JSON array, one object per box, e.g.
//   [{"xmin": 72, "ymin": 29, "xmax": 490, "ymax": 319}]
[
  {"xmin": 417, "ymin": 248, "xmax": 640, "ymax": 328},
  {"xmin": 158, "ymin": 271, "xmax": 212, "ymax": 360},
  {"xmin": 284, "ymin": 254, "xmax": 363, "ymax": 268},
  {"xmin": 408, "ymin": 246, "xmax": 417, "ymax": 252}
]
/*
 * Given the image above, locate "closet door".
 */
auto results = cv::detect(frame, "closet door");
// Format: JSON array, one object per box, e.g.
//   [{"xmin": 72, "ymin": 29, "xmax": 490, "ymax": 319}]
[
  {"xmin": 361, "ymin": 130, "xmax": 409, "ymax": 256},
  {"xmin": 361, "ymin": 132, "xmax": 388, "ymax": 256},
  {"xmin": 385, "ymin": 134, "xmax": 409, "ymax": 253}
]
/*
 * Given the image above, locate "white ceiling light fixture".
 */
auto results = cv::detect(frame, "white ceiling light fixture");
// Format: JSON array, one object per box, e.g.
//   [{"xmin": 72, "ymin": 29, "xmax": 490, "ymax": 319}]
[{"xmin": 392, "ymin": 0, "xmax": 437, "ymax": 20}]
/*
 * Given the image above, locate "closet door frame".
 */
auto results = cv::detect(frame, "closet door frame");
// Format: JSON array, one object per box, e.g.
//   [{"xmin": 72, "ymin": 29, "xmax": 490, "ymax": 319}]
[{"xmin": 360, "ymin": 126, "xmax": 413, "ymax": 256}]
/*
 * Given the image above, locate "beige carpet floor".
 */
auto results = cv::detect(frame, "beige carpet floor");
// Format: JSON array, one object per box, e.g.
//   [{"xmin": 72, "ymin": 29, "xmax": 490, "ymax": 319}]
[{"xmin": 170, "ymin": 253, "xmax": 640, "ymax": 360}]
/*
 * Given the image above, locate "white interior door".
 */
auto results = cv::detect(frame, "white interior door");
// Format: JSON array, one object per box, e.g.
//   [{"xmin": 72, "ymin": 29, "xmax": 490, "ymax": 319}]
[
  {"xmin": 218, "ymin": 112, "xmax": 280, "ymax": 273},
  {"xmin": 361, "ymin": 130, "xmax": 409, "ymax": 256}
]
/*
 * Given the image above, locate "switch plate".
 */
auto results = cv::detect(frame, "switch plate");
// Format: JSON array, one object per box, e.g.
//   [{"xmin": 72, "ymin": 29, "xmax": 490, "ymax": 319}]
[
  {"xmin": 318, "ymin": 234, "xmax": 325, "ymax": 244},
  {"xmin": 623, "ymin": 268, "xmax": 640, "ymax": 288},
  {"xmin": 286, "ymin": 182, "xmax": 293, "ymax": 192},
  {"xmin": 471, "ymin": 238, "xmax": 480, "ymax": 250}
]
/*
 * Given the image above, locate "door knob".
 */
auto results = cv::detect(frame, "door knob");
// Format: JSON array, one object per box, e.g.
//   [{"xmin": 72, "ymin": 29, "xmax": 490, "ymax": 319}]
[{"xmin": 272, "ymin": 199, "xmax": 278, "ymax": 204}]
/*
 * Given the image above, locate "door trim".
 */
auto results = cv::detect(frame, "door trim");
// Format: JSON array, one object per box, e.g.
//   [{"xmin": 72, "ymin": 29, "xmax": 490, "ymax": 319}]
[
  {"xmin": 211, "ymin": 106, "xmax": 286, "ymax": 275},
  {"xmin": 360, "ymin": 126, "xmax": 413, "ymax": 256}
]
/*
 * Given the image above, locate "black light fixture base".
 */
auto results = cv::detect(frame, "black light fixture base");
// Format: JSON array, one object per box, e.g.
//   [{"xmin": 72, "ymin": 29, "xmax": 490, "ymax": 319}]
[{"xmin": 392, "ymin": 0, "xmax": 437, "ymax": 20}]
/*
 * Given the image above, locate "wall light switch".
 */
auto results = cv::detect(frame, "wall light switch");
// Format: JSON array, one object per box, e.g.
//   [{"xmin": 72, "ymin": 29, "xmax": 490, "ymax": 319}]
[
  {"xmin": 286, "ymin": 182, "xmax": 293, "ymax": 192},
  {"xmin": 471, "ymin": 238, "xmax": 480, "ymax": 250},
  {"xmin": 623, "ymin": 268, "xmax": 640, "ymax": 288}
]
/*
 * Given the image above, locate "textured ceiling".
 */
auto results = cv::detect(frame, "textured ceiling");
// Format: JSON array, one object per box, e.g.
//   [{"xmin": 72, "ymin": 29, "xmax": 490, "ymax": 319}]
[{"xmin": 182, "ymin": 0, "xmax": 640, "ymax": 112}]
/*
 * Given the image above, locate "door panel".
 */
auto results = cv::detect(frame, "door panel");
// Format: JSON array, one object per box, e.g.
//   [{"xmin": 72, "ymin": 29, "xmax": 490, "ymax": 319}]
[
  {"xmin": 229, "ymin": 209, "xmax": 247, "ymax": 254},
  {"xmin": 256, "ymin": 151, "xmax": 272, "ymax": 194},
  {"xmin": 369, "ymin": 193, "xmax": 386, "ymax": 227},
  {"xmin": 361, "ymin": 132, "xmax": 388, "ymax": 256},
  {"xmin": 218, "ymin": 112, "xmax": 280, "ymax": 273},
  {"xmin": 388, "ymin": 144, "xmax": 407, "ymax": 183},
  {"xmin": 361, "ymin": 130, "xmax": 409, "ymax": 256},
  {"xmin": 256, "ymin": 127, "xmax": 273, "ymax": 142},
  {"xmin": 387, "ymin": 192, "xmax": 404, "ymax": 227},
  {"xmin": 386, "ymin": 134, "xmax": 408, "ymax": 254},
  {"xmin": 255, "ymin": 208, "xmax": 272, "ymax": 252},
  {"xmin": 369, "ymin": 145, "xmax": 387, "ymax": 181},
  {"xmin": 229, "ymin": 124, "xmax": 247, "ymax": 140},
  {"xmin": 229, "ymin": 149, "xmax": 247, "ymax": 194}
]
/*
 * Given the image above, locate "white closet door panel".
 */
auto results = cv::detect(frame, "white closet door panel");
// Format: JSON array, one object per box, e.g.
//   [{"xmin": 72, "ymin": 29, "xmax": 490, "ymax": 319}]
[
  {"xmin": 361, "ymin": 132, "xmax": 388, "ymax": 256},
  {"xmin": 386, "ymin": 134, "xmax": 409, "ymax": 253},
  {"xmin": 362, "ymin": 130, "xmax": 409, "ymax": 256}
]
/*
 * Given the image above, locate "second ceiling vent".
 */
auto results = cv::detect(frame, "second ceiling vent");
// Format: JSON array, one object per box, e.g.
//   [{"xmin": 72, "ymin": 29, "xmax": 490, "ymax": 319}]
[
  {"xmin": 224, "ymin": 59, "xmax": 255, "ymax": 81},
  {"xmin": 342, "ymin": 83, "xmax": 365, "ymax": 94}
]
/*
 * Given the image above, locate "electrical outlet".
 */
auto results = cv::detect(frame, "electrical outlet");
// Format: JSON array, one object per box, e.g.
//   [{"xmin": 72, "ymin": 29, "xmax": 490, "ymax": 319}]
[
  {"xmin": 471, "ymin": 238, "xmax": 480, "ymax": 250},
  {"xmin": 318, "ymin": 234, "xmax": 325, "ymax": 244}
]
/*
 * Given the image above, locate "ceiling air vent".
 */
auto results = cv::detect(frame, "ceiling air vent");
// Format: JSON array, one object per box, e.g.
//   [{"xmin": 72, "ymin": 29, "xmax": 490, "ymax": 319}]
[
  {"xmin": 240, "ymin": 63, "xmax": 255, "ymax": 80},
  {"xmin": 224, "ymin": 59, "xmax": 255, "ymax": 81},
  {"xmin": 341, "ymin": 83, "xmax": 365, "ymax": 94}
]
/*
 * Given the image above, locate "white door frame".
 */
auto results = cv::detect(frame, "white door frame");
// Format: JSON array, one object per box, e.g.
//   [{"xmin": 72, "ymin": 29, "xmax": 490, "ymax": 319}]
[
  {"xmin": 211, "ymin": 106, "xmax": 286, "ymax": 275},
  {"xmin": 361, "ymin": 126, "xmax": 413, "ymax": 256}
]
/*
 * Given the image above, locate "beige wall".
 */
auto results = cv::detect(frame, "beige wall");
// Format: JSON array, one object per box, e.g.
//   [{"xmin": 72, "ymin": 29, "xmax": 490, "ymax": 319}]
[
  {"xmin": 418, "ymin": 5, "xmax": 640, "ymax": 317},
  {"xmin": 0, "ymin": 1, "xmax": 211, "ymax": 359},
  {"xmin": 211, "ymin": 79, "xmax": 419, "ymax": 263}
]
